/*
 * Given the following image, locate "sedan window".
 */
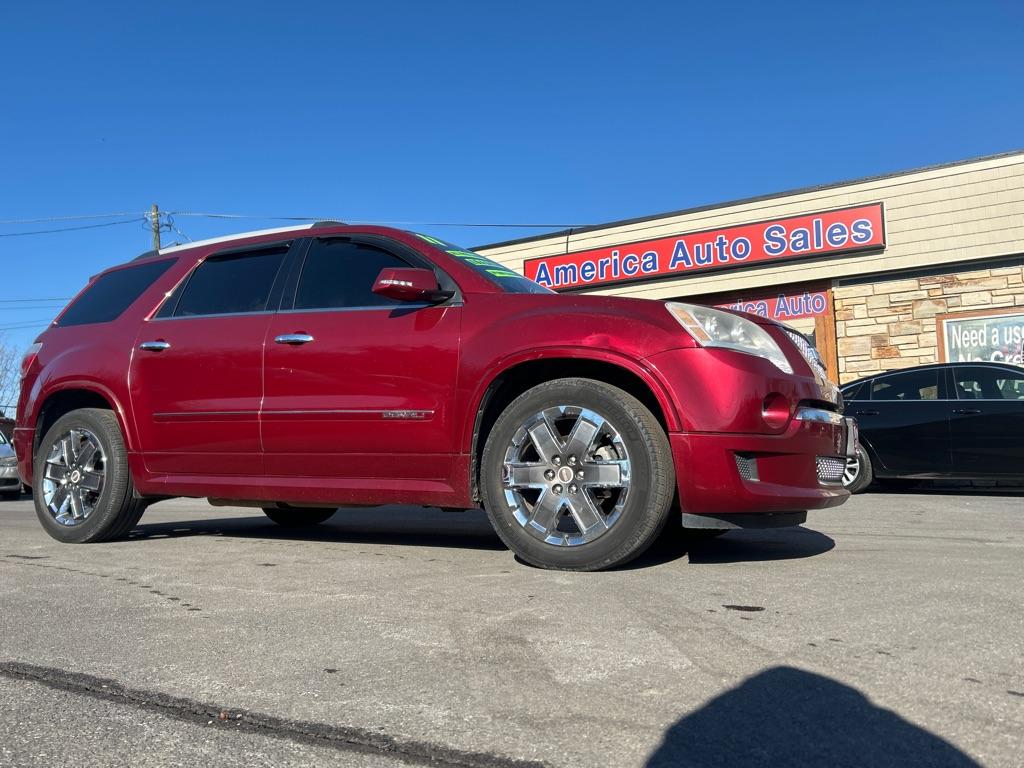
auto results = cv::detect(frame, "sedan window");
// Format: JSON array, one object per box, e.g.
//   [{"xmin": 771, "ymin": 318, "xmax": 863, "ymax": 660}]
[
  {"xmin": 954, "ymin": 366, "xmax": 1024, "ymax": 400},
  {"xmin": 870, "ymin": 370, "xmax": 940, "ymax": 401}
]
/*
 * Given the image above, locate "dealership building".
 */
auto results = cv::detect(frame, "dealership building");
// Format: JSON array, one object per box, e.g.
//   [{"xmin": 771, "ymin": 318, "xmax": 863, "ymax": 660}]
[{"xmin": 477, "ymin": 151, "xmax": 1024, "ymax": 384}]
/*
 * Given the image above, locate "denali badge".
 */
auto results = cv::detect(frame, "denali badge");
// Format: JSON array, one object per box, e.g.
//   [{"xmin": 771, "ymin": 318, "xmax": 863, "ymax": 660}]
[{"xmin": 381, "ymin": 410, "xmax": 431, "ymax": 420}]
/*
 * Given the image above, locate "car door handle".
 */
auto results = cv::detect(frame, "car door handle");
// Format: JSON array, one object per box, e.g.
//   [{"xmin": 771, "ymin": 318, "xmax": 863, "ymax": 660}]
[
  {"xmin": 854, "ymin": 409, "xmax": 879, "ymax": 416},
  {"xmin": 274, "ymin": 333, "xmax": 314, "ymax": 345},
  {"xmin": 952, "ymin": 408, "xmax": 982, "ymax": 415},
  {"xmin": 138, "ymin": 340, "xmax": 171, "ymax": 351}
]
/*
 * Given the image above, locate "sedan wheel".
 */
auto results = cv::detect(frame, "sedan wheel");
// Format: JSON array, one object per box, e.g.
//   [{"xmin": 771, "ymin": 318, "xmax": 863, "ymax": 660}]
[
  {"xmin": 841, "ymin": 447, "xmax": 873, "ymax": 494},
  {"xmin": 842, "ymin": 455, "xmax": 860, "ymax": 488}
]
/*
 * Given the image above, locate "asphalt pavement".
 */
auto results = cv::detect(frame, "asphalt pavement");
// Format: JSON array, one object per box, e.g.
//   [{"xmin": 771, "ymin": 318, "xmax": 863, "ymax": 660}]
[{"xmin": 1, "ymin": 490, "xmax": 1022, "ymax": 767}]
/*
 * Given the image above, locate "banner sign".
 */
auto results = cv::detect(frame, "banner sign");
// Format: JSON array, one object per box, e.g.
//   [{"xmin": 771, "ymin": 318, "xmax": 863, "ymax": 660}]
[
  {"xmin": 941, "ymin": 312, "xmax": 1024, "ymax": 365},
  {"xmin": 716, "ymin": 290, "xmax": 829, "ymax": 322},
  {"xmin": 525, "ymin": 203, "xmax": 885, "ymax": 291}
]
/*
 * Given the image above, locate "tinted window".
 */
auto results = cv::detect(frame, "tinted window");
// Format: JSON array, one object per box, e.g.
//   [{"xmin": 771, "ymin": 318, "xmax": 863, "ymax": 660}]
[
  {"xmin": 842, "ymin": 381, "xmax": 867, "ymax": 401},
  {"xmin": 954, "ymin": 366, "xmax": 1024, "ymax": 400},
  {"xmin": 870, "ymin": 370, "xmax": 940, "ymax": 401},
  {"xmin": 173, "ymin": 248, "xmax": 287, "ymax": 317},
  {"xmin": 57, "ymin": 259, "xmax": 174, "ymax": 327},
  {"xmin": 293, "ymin": 240, "xmax": 409, "ymax": 310}
]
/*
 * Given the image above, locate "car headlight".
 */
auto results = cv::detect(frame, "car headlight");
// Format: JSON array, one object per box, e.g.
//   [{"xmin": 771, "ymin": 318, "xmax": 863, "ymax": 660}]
[{"xmin": 666, "ymin": 302, "xmax": 793, "ymax": 374}]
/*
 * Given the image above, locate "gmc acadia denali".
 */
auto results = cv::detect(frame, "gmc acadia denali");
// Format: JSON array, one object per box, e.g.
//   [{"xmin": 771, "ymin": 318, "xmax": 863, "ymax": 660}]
[{"xmin": 15, "ymin": 223, "xmax": 853, "ymax": 570}]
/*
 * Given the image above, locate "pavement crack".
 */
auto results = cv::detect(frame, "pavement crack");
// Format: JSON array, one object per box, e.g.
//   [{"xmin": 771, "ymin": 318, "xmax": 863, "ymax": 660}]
[{"xmin": 0, "ymin": 662, "xmax": 544, "ymax": 768}]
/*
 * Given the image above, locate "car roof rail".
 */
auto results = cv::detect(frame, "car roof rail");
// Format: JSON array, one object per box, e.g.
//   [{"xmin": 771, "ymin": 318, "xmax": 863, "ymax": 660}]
[{"xmin": 311, "ymin": 220, "xmax": 346, "ymax": 228}]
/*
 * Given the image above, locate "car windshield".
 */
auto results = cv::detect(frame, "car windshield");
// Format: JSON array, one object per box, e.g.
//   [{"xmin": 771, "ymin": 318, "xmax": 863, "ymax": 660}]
[{"xmin": 415, "ymin": 234, "xmax": 553, "ymax": 294}]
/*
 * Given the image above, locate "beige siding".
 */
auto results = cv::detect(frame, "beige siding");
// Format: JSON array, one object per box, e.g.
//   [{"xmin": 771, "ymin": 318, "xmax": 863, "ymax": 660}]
[{"xmin": 477, "ymin": 153, "xmax": 1024, "ymax": 300}]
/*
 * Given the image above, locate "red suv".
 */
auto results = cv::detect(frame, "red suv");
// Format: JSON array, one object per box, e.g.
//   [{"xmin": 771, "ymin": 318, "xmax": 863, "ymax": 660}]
[{"xmin": 15, "ymin": 224, "xmax": 852, "ymax": 570}]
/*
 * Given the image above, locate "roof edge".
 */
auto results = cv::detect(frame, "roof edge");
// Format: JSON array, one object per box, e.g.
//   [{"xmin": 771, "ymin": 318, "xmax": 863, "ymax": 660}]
[{"xmin": 134, "ymin": 223, "xmax": 317, "ymax": 260}]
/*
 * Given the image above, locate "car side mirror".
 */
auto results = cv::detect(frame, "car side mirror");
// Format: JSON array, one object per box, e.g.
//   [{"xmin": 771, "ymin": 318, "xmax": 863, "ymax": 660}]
[{"xmin": 371, "ymin": 267, "xmax": 452, "ymax": 303}]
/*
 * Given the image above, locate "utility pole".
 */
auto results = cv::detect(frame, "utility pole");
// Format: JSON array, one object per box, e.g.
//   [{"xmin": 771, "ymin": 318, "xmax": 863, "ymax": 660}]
[{"xmin": 150, "ymin": 203, "xmax": 161, "ymax": 250}]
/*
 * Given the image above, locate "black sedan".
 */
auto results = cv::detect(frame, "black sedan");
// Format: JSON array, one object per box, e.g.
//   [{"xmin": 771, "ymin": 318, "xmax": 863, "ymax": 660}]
[{"xmin": 840, "ymin": 362, "xmax": 1024, "ymax": 492}]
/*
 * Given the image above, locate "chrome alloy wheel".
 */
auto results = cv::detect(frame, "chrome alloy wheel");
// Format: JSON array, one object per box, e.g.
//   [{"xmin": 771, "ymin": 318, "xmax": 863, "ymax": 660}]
[
  {"xmin": 842, "ymin": 454, "xmax": 861, "ymax": 487},
  {"xmin": 501, "ymin": 405, "xmax": 631, "ymax": 547},
  {"xmin": 41, "ymin": 428, "xmax": 106, "ymax": 526}
]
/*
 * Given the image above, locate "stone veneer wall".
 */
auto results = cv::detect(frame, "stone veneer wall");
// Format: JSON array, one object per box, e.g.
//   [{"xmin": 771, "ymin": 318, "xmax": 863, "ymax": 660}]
[{"xmin": 832, "ymin": 263, "xmax": 1024, "ymax": 382}]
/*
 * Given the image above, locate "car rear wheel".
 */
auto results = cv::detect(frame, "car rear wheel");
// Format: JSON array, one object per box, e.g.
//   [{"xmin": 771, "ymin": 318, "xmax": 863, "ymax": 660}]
[
  {"xmin": 480, "ymin": 378, "xmax": 675, "ymax": 571},
  {"xmin": 33, "ymin": 408, "xmax": 147, "ymax": 543},
  {"xmin": 842, "ymin": 448, "xmax": 873, "ymax": 494},
  {"xmin": 262, "ymin": 507, "xmax": 337, "ymax": 527}
]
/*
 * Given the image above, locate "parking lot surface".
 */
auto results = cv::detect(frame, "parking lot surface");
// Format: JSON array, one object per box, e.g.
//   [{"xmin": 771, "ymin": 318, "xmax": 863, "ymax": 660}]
[{"xmin": 1, "ymin": 491, "xmax": 1022, "ymax": 767}]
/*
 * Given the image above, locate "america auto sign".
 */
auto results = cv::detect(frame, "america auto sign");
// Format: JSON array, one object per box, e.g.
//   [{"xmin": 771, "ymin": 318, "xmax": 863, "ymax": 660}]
[{"xmin": 525, "ymin": 203, "xmax": 886, "ymax": 291}]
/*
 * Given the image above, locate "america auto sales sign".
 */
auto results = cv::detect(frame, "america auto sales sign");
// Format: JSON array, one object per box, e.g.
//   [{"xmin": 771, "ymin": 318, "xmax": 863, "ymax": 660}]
[{"xmin": 525, "ymin": 203, "xmax": 886, "ymax": 291}]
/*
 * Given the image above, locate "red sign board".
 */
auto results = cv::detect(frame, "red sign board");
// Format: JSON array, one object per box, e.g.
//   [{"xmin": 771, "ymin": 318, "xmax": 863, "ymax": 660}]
[
  {"xmin": 715, "ymin": 290, "xmax": 829, "ymax": 321},
  {"xmin": 524, "ymin": 203, "xmax": 885, "ymax": 291}
]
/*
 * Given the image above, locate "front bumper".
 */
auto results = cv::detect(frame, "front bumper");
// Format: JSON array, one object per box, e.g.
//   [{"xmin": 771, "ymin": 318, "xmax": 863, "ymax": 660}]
[
  {"xmin": 671, "ymin": 407, "xmax": 853, "ymax": 518},
  {"xmin": 0, "ymin": 464, "xmax": 21, "ymax": 488}
]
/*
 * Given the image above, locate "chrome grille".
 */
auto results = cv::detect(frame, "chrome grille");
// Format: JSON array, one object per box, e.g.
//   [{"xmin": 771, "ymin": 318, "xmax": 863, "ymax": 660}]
[
  {"xmin": 816, "ymin": 455, "xmax": 845, "ymax": 484},
  {"xmin": 734, "ymin": 454, "xmax": 759, "ymax": 481}
]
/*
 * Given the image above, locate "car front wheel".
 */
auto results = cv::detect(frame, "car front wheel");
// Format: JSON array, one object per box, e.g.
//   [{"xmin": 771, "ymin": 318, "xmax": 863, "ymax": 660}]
[{"xmin": 481, "ymin": 378, "xmax": 675, "ymax": 571}]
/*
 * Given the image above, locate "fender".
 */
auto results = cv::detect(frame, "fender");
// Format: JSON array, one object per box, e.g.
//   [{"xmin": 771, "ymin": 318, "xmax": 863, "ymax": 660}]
[
  {"xmin": 31, "ymin": 378, "xmax": 138, "ymax": 453},
  {"xmin": 461, "ymin": 345, "xmax": 683, "ymax": 454}
]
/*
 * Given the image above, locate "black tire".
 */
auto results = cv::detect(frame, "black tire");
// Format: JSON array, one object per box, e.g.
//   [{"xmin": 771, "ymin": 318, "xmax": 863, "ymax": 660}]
[
  {"xmin": 1, "ymin": 491, "xmax": 20, "ymax": 501},
  {"xmin": 480, "ymin": 378, "xmax": 675, "ymax": 571},
  {"xmin": 843, "ymin": 447, "xmax": 873, "ymax": 494},
  {"xmin": 262, "ymin": 507, "xmax": 337, "ymax": 527},
  {"xmin": 33, "ymin": 408, "xmax": 147, "ymax": 543}
]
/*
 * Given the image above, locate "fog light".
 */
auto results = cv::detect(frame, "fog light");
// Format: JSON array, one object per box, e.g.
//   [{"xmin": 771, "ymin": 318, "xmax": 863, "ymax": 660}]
[{"xmin": 761, "ymin": 393, "xmax": 791, "ymax": 430}]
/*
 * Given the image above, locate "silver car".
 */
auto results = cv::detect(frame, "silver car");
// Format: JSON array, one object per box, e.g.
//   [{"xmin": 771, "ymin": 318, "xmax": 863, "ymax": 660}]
[{"xmin": 0, "ymin": 431, "xmax": 22, "ymax": 499}]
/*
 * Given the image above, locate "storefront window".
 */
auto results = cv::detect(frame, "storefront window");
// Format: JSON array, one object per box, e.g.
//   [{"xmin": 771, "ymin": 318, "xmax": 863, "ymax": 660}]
[{"xmin": 940, "ymin": 311, "xmax": 1024, "ymax": 365}]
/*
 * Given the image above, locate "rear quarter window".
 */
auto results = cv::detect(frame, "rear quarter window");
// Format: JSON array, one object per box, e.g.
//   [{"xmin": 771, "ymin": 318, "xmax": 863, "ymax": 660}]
[{"xmin": 57, "ymin": 259, "xmax": 175, "ymax": 327}]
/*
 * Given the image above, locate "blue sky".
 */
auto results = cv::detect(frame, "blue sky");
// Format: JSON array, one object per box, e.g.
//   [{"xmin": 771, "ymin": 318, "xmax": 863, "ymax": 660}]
[{"xmin": 1, "ymin": 0, "xmax": 1022, "ymax": 357}]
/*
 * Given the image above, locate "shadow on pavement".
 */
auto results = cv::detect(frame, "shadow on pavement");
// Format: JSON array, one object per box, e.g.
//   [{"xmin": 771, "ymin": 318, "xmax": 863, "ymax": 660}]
[
  {"xmin": 646, "ymin": 666, "xmax": 979, "ymax": 767},
  {"xmin": 128, "ymin": 505, "xmax": 838, "ymax": 566},
  {"xmin": 128, "ymin": 505, "xmax": 507, "ymax": 552},
  {"xmin": 866, "ymin": 485, "xmax": 1024, "ymax": 497},
  {"xmin": 627, "ymin": 525, "xmax": 835, "ymax": 569}
]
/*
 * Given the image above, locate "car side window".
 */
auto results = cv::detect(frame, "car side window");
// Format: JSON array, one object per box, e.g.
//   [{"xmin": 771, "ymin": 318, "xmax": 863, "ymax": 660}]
[
  {"xmin": 171, "ymin": 247, "xmax": 289, "ymax": 317},
  {"xmin": 842, "ymin": 381, "xmax": 867, "ymax": 401},
  {"xmin": 292, "ymin": 239, "xmax": 410, "ymax": 311},
  {"xmin": 954, "ymin": 366, "xmax": 1024, "ymax": 400},
  {"xmin": 870, "ymin": 370, "xmax": 940, "ymax": 401}
]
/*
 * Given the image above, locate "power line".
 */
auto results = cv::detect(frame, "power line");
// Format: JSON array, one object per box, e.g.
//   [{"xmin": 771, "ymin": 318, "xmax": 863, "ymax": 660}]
[
  {"xmin": 0, "ymin": 209, "xmax": 592, "ymax": 240},
  {"xmin": 168, "ymin": 211, "xmax": 592, "ymax": 228},
  {"xmin": 0, "ymin": 298, "xmax": 71, "ymax": 303},
  {"xmin": 0, "ymin": 212, "xmax": 147, "ymax": 225},
  {"xmin": 0, "ymin": 218, "xmax": 146, "ymax": 238},
  {"xmin": 0, "ymin": 319, "xmax": 55, "ymax": 331}
]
